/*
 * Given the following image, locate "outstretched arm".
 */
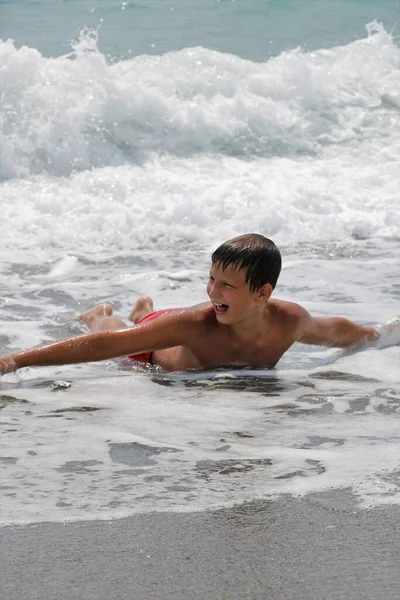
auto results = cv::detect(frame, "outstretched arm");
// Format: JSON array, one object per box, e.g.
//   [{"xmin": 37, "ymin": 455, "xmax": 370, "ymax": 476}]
[
  {"xmin": 0, "ymin": 330, "xmax": 139, "ymax": 375},
  {"xmin": 297, "ymin": 309, "xmax": 379, "ymax": 347},
  {"xmin": 0, "ymin": 312, "xmax": 190, "ymax": 375}
]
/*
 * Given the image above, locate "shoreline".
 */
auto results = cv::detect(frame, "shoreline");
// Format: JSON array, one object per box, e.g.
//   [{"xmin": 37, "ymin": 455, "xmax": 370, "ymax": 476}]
[{"xmin": 1, "ymin": 491, "xmax": 399, "ymax": 600}]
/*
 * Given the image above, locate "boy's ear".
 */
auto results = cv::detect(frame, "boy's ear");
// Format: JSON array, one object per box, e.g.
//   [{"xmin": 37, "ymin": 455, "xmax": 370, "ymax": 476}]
[{"xmin": 256, "ymin": 283, "xmax": 273, "ymax": 303}]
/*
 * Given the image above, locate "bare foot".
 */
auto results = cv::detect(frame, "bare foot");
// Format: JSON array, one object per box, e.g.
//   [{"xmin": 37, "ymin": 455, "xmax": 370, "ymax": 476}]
[
  {"xmin": 77, "ymin": 303, "xmax": 113, "ymax": 329},
  {"xmin": 128, "ymin": 296, "xmax": 154, "ymax": 324}
]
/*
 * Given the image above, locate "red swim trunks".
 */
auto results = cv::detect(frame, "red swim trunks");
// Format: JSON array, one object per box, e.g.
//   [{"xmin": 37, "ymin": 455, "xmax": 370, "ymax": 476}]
[{"xmin": 128, "ymin": 309, "xmax": 176, "ymax": 364}]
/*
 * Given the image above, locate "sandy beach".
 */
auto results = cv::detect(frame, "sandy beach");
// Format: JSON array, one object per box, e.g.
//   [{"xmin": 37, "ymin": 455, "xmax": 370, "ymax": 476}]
[{"xmin": 1, "ymin": 490, "xmax": 399, "ymax": 600}]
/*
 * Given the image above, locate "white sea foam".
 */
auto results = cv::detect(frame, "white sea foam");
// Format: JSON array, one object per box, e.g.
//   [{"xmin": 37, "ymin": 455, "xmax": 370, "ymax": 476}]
[
  {"xmin": 1, "ymin": 24, "xmax": 399, "ymax": 255},
  {"xmin": 0, "ymin": 23, "xmax": 399, "ymax": 525},
  {"xmin": 0, "ymin": 350, "xmax": 399, "ymax": 526},
  {"xmin": 0, "ymin": 150, "xmax": 398, "ymax": 255},
  {"xmin": 1, "ymin": 22, "xmax": 399, "ymax": 178}
]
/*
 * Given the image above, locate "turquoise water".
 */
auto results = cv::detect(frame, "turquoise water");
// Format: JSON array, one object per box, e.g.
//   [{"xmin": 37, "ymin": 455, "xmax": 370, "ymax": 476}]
[{"xmin": 1, "ymin": 0, "xmax": 399, "ymax": 61}]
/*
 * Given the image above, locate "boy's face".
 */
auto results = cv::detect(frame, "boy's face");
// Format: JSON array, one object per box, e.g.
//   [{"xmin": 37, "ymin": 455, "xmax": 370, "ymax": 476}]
[{"xmin": 207, "ymin": 262, "xmax": 270, "ymax": 324}]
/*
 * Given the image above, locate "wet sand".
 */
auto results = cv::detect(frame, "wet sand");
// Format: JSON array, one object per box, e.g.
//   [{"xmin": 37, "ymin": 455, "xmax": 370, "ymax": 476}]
[{"xmin": 1, "ymin": 491, "xmax": 399, "ymax": 600}]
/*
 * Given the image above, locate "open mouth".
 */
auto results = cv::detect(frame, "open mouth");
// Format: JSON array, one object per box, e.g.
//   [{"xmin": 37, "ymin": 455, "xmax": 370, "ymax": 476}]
[{"xmin": 213, "ymin": 303, "xmax": 229, "ymax": 315}]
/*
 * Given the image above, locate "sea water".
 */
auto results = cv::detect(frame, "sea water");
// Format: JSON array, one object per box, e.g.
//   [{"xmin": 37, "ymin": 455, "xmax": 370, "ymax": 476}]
[{"xmin": 0, "ymin": 0, "xmax": 399, "ymax": 525}]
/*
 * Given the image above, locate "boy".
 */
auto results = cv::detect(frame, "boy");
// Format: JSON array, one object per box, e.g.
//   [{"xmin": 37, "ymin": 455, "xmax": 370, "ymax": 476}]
[{"xmin": 0, "ymin": 234, "xmax": 398, "ymax": 375}]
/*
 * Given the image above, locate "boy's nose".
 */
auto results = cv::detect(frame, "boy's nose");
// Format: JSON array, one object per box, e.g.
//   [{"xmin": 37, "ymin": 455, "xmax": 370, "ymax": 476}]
[
  {"xmin": 209, "ymin": 280, "xmax": 223, "ymax": 298},
  {"xmin": 207, "ymin": 279, "xmax": 217, "ymax": 295}
]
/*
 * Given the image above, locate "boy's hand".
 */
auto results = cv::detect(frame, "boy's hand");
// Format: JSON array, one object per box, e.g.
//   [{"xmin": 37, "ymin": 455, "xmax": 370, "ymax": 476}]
[{"xmin": 0, "ymin": 356, "xmax": 16, "ymax": 375}]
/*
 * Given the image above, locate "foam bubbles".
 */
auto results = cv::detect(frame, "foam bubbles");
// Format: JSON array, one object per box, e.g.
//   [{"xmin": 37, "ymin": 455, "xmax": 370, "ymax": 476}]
[
  {"xmin": 1, "ymin": 359, "xmax": 399, "ymax": 526},
  {"xmin": 0, "ymin": 151, "xmax": 398, "ymax": 255},
  {"xmin": 0, "ymin": 24, "xmax": 399, "ymax": 254},
  {"xmin": 0, "ymin": 23, "xmax": 399, "ymax": 526},
  {"xmin": 1, "ymin": 22, "xmax": 399, "ymax": 179}
]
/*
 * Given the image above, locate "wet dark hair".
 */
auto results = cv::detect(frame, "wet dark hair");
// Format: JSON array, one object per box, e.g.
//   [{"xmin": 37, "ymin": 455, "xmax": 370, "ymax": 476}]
[{"xmin": 211, "ymin": 233, "xmax": 282, "ymax": 291}]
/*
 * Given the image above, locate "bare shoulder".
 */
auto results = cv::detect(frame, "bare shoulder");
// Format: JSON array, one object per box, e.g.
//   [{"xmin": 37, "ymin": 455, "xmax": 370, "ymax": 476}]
[
  {"xmin": 165, "ymin": 302, "xmax": 214, "ymax": 323},
  {"xmin": 141, "ymin": 303, "xmax": 214, "ymax": 332},
  {"xmin": 116, "ymin": 303, "xmax": 213, "ymax": 351},
  {"xmin": 268, "ymin": 299, "xmax": 310, "ymax": 332},
  {"xmin": 157, "ymin": 303, "xmax": 214, "ymax": 346}
]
